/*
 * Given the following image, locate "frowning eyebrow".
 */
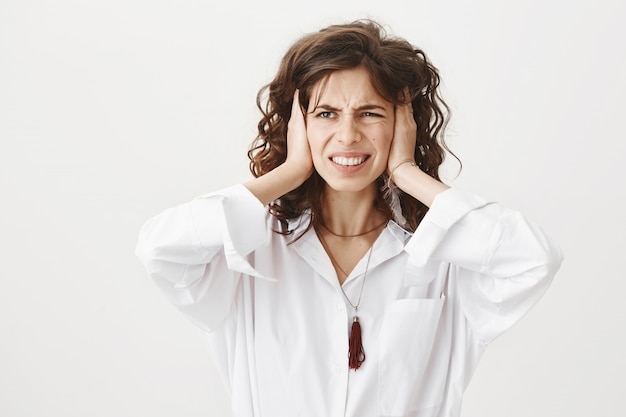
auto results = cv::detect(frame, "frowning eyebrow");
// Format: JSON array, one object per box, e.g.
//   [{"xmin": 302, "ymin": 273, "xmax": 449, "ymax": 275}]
[{"xmin": 312, "ymin": 103, "xmax": 389, "ymax": 112}]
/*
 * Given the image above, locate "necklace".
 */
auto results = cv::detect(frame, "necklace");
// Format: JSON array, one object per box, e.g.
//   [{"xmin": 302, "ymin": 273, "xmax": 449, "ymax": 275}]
[
  {"xmin": 316, "ymin": 228, "xmax": 375, "ymax": 370},
  {"xmin": 317, "ymin": 231, "xmax": 351, "ymax": 277},
  {"xmin": 319, "ymin": 218, "xmax": 387, "ymax": 238}
]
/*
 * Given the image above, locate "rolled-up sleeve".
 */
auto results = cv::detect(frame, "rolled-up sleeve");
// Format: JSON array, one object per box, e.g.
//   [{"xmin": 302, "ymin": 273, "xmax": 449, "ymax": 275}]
[
  {"xmin": 135, "ymin": 184, "xmax": 272, "ymax": 331},
  {"xmin": 405, "ymin": 187, "xmax": 563, "ymax": 343}
]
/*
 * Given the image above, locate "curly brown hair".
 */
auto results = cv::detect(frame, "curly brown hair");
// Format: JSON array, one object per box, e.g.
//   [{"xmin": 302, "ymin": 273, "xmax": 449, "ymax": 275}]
[{"xmin": 248, "ymin": 20, "xmax": 456, "ymax": 235}]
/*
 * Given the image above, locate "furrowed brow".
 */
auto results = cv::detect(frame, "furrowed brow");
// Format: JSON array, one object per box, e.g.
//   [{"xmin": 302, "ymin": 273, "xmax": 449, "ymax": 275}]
[
  {"xmin": 313, "ymin": 104, "xmax": 340, "ymax": 112},
  {"xmin": 313, "ymin": 104, "xmax": 387, "ymax": 112}
]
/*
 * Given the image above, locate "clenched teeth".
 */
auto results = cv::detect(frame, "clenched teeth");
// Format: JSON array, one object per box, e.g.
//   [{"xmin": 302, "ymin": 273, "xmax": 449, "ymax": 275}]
[{"xmin": 331, "ymin": 156, "xmax": 366, "ymax": 166}]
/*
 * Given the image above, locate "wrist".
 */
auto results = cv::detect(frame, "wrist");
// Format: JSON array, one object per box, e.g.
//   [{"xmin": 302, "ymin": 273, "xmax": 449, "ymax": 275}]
[
  {"xmin": 281, "ymin": 159, "xmax": 313, "ymax": 188},
  {"xmin": 245, "ymin": 162, "xmax": 311, "ymax": 206},
  {"xmin": 389, "ymin": 159, "xmax": 416, "ymax": 182},
  {"xmin": 390, "ymin": 161, "xmax": 449, "ymax": 208}
]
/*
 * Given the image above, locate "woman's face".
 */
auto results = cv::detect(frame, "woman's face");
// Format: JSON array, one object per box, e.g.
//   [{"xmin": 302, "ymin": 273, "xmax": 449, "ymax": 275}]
[{"xmin": 306, "ymin": 67, "xmax": 395, "ymax": 194}]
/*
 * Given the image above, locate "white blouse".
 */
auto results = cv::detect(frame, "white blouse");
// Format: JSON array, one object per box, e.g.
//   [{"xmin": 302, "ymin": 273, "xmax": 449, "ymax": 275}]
[{"xmin": 135, "ymin": 184, "xmax": 562, "ymax": 417}]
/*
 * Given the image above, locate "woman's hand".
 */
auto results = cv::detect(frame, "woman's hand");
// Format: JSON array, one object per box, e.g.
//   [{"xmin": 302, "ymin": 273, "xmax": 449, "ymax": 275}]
[
  {"xmin": 387, "ymin": 100, "xmax": 418, "ymax": 180},
  {"xmin": 284, "ymin": 90, "xmax": 314, "ymax": 184},
  {"xmin": 387, "ymin": 98, "xmax": 449, "ymax": 207},
  {"xmin": 244, "ymin": 90, "xmax": 313, "ymax": 206}
]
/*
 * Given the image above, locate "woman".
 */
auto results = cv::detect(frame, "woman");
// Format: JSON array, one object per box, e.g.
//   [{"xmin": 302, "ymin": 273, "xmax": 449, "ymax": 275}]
[{"xmin": 136, "ymin": 20, "xmax": 562, "ymax": 417}]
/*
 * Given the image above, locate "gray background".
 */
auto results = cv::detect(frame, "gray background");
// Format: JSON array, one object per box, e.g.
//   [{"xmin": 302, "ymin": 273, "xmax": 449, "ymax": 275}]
[{"xmin": 1, "ymin": 0, "xmax": 624, "ymax": 416}]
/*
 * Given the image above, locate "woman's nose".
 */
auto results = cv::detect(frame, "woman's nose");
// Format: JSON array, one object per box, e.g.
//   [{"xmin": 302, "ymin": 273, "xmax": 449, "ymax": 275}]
[{"xmin": 336, "ymin": 116, "xmax": 361, "ymax": 145}]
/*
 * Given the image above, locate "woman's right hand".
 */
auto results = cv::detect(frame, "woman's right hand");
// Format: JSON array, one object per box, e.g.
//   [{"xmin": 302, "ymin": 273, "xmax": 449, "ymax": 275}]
[
  {"xmin": 244, "ymin": 90, "xmax": 314, "ymax": 206},
  {"xmin": 284, "ymin": 90, "xmax": 314, "ymax": 185}
]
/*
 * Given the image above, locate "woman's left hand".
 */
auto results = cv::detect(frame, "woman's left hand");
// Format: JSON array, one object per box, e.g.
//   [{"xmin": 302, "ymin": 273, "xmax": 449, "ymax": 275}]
[
  {"xmin": 387, "ymin": 100, "xmax": 417, "ymax": 178},
  {"xmin": 387, "ymin": 98, "xmax": 449, "ymax": 206}
]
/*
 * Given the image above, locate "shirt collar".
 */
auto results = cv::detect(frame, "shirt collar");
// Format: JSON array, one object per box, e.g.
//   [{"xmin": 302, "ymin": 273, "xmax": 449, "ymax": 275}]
[{"xmin": 289, "ymin": 216, "xmax": 411, "ymax": 287}]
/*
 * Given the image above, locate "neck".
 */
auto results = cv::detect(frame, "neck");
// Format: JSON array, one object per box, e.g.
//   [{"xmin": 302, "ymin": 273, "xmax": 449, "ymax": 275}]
[{"xmin": 320, "ymin": 184, "xmax": 386, "ymax": 236}]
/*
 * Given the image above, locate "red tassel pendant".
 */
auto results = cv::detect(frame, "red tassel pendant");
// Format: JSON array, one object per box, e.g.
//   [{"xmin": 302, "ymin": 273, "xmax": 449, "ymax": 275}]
[{"xmin": 348, "ymin": 316, "xmax": 366, "ymax": 370}]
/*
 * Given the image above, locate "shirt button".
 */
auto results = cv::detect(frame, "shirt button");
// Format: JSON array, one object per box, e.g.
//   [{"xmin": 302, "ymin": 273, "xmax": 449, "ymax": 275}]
[{"xmin": 336, "ymin": 302, "xmax": 344, "ymax": 310}]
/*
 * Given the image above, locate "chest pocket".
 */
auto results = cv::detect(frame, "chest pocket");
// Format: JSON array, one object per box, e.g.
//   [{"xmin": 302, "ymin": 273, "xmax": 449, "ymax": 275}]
[{"xmin": 377, "ymin": 297, "xmax": 446, "ymax": 417}]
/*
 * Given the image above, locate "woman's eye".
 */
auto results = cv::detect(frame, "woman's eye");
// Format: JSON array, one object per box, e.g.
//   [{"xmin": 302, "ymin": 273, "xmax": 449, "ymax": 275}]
[
  {"xmin": 318, "ymin": 111, "xmax": 334, "ymax": 118},
  {"xmin": 362, "ymin": 112, "xmax": 381, "ymax": 118}
]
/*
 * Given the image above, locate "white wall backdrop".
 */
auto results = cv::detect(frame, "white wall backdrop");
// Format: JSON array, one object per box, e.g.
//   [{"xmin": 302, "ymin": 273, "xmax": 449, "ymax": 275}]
[{"xmin": 1, "ymin": 0, "xmax": 624, "ymax": 416}]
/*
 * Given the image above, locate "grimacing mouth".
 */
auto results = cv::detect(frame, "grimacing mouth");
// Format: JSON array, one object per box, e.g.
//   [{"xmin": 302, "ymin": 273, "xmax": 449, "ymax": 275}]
[{"xmin": 330, "ymin": 155, "xmax": 370, "ymax": 166}]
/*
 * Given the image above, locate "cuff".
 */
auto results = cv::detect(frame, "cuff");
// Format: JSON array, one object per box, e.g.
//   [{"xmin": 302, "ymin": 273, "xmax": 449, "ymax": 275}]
[
  {"xmin": 191, "ymin": 184, "xmax": 275, "ymax": 280},
  {"xmin": 404, "ymin": 188, "xmax": 490, "ymax": 286}
]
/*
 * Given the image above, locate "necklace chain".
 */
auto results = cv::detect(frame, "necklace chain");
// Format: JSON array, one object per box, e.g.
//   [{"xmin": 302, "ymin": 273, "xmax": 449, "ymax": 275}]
[
  {"xmin": 320, "ymin": 234, "xmax": 351, "ymax": 277},
  {"xmin": 341, "ymin": 245, "xmax": 373, "ymax": 311},
  {"xmin": 316, "ymin": 228, "xmax": 375, "ymax": 311},
  {"xmin": 316, "ymin": 226, "xmax": 377, "ymax": 370},
  {"xmin": 319, "ymin": 218, "xmax": 387, "ymax": 238}
]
